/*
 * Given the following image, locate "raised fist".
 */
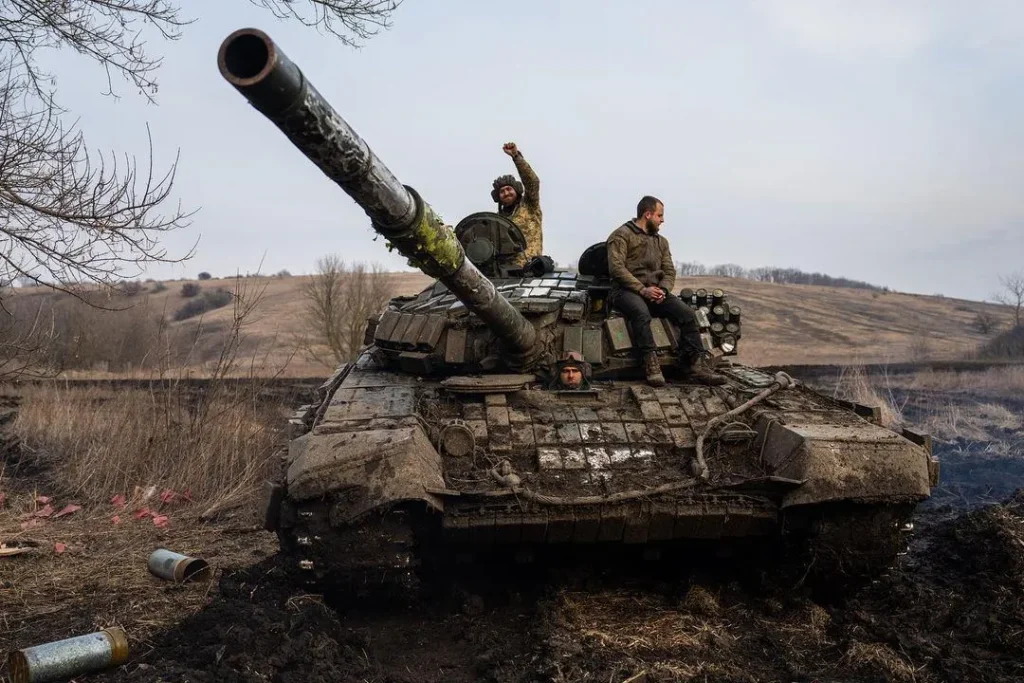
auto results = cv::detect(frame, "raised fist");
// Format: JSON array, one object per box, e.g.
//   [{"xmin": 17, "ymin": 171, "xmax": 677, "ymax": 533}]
[{"xmin": 502, "ymin": 142, "xmax": 519, "ymax": 157}]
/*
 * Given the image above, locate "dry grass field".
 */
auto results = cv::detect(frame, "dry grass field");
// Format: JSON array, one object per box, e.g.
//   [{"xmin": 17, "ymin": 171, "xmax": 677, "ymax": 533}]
[{"xmin": 3, "ymin": 271, "xmax": 1013, "ymax": 379}]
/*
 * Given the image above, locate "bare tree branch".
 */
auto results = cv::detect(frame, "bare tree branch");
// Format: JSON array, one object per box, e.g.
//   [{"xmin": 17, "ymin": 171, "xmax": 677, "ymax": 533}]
[
  {"xmin": 0, "ymin": 63, "xmax": 197, "ymax": 299},
  {"xmin": 0, "ymin": 0, "xmax": 405, "ymax": 377},
  {"xmin": 0, "ymin": 1, "xmax": 192, "ymax": 103},
  {"xmin": 247, "ymin": 0, "xmax": 403, "ymax": 46}
]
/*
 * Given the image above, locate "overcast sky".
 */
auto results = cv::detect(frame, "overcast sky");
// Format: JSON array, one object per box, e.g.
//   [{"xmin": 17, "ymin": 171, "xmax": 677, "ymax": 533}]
[{"xmin": 44, "ymin": 0, "xmax": 1024, "ymax": 301}]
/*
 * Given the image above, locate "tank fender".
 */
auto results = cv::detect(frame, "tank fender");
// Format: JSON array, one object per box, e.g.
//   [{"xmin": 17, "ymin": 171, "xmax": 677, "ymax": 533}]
[
  {"xmin": 755, "ymin": 416, "xmax": 932, "ymax": 508},
  {"xmin": 285, "ymin": 426, "xmax": 445, "ymax": 522}
]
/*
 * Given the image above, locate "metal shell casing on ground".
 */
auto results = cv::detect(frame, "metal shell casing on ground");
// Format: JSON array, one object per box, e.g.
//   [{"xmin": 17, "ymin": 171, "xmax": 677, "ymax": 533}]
[
  {"xmin": 7, "ymin": 627, "xmax": 129, "ymax": 683},
  {"xmin": 147, "ymin": 548, "xmax": 212, "ymax": 583}
]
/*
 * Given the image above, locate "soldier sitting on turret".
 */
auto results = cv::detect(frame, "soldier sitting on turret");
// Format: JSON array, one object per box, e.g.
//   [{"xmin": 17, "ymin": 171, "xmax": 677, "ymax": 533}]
[
  {"xmin": 606, "ymin": 195, "xmax": 726, "ymax": 388},
  {"xmin": 491, "ymin": 142, "xmax": 542, "ymax": 268}
]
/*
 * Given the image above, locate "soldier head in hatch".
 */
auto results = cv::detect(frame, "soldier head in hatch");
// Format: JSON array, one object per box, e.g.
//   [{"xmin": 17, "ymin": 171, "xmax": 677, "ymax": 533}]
[{"xmin": 555, "ymin": 351, "xmax": 590, "ymax": 390}]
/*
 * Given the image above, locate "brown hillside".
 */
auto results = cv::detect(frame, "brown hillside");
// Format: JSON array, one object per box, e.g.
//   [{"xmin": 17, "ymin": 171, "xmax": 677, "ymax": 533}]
[{"xmin": 7, "ymin": 273, "xmax": 1012, "ymax": 377}]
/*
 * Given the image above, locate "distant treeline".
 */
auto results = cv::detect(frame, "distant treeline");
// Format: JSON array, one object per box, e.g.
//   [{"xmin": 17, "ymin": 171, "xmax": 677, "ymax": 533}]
[{"xmin": 674, "ymin": 262, "xmax": 890, "ymax": 292}]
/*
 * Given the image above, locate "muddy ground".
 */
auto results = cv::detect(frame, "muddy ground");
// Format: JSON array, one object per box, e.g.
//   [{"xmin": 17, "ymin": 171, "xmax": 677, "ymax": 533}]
[{"xmin": 3, "ymin": 369, "xmax": 1024, "ymax": 683}]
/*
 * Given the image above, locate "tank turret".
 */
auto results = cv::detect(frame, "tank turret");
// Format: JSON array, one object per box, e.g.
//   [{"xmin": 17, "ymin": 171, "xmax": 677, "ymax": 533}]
[{"xmin": 217, "ymin": 28, "xmax": 537, "ymax": 357}]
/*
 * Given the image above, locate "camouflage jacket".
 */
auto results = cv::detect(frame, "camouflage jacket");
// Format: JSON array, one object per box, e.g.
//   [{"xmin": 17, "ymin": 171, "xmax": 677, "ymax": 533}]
[
  {"xmin": 606, "ymin": 220, "xmax": 676, "ymax": 294},
  {"xmin": 501, "ymin": 153, "xmax": 542, "ymax": 267}
]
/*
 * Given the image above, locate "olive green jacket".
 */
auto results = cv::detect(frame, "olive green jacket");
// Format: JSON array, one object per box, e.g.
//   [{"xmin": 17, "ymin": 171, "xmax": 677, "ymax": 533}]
[{"xmin": 605, "ymin": 220, "xmax": 676, "ymax": 294}]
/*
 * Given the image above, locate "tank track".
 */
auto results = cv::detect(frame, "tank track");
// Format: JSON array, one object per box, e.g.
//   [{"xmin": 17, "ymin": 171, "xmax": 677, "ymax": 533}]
[
  {"xmin": 789, "ymin": 501, "xmax": 917, "ymax": 595},
  {"xmin": 278, "ymin": 496, "xmax": 429, "ymax": 600}
]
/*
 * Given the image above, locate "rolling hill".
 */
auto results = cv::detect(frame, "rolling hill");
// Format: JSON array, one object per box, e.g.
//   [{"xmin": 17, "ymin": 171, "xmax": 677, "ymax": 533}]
[{"xmin": 5, "ymin": 271, "xmax": 1014, "ymax": 378}]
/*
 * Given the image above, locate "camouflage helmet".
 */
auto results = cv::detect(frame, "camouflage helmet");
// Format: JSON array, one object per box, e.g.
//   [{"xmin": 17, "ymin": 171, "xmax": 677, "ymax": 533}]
[{"xmin": 490, "ymin": 174, "xmax": 524, "ymax": 204}]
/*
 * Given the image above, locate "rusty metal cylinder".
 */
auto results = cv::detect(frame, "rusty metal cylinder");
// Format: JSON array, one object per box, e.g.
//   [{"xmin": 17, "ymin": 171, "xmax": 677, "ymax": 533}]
[
  {"xmin": 7, "ymin": 627, "xmax": 129, "ymax": 683},
  {"xmin": 147, "ymin": 548, "xmax": 212, "ymax": 583},
  {"xmin": 216, "ymin": 27, "xmax": 537, "ymax": 355}
]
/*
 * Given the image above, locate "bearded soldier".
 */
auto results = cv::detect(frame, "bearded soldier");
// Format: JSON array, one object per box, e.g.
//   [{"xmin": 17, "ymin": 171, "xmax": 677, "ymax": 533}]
[
  {"xmin": 606, "ymin": 195, "xmax": 726, "ymax": 388},
  {"xmin": 491, "ymin": 142, "xmax": 542, "ymax": 268}
]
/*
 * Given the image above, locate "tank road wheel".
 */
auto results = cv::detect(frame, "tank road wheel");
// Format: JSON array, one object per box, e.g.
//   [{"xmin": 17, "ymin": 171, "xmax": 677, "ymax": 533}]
[
  {"xmin": 278, "ymin": 497, "xmax": 431, "ymax": 603},
  {"xmin": 786, "ymin": 501, "xmax": 917, "ymax": 598}
]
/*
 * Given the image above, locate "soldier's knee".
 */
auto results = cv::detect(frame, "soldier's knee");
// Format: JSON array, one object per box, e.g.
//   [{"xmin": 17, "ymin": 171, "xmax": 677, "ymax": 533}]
[{"xmin": 631, "ymin": 309, "xmax": 653, "ymax": 325}]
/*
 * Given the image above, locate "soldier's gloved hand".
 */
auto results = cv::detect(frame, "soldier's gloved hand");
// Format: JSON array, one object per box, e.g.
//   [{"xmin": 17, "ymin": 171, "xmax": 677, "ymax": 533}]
[
  {"xmin": 523, "ymin": 255, "xmax": 554, "ymax": 276},
  {"xmin": 503, "ymin": 142, "xmax": 519, "ymax": 157}
]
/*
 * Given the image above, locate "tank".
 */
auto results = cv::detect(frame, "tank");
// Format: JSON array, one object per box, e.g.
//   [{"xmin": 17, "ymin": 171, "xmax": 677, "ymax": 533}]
[{"xmin": 217, "ymin": 28, "xmax": 940, "ymax": 593}]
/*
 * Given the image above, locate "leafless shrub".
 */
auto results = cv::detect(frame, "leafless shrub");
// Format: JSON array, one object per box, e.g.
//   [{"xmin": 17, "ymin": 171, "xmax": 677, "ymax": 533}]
[
  {"xmin": 300, "ymin": 256, "xmax": 392, "ymax": 366},
  {"xmin": 994, "ymin": 272, "xmax": 1024, "ymax": 327},
  {"xmin": 974, "ymin": 310, "xmax": 1000, "ymax": 335},
  {"xmin": 118, "ymin": 281, "xmax": 145, "ymax": 297},
  {"xmin": 0, "ymin": 289, "xmax": 166, "ymax": 374},
  {"xmin": 172, "ymin": 287, "xmax": 232, "ymax": 321},
  {"xmin": 908, "ymin": 336, "xmax": 935, "ymax": 362},
  {"xmin": 977, "ymin": 325, "xmax": 1024, "ymax": 360},
  {"xmin": 0, "ymin": 294, "xmax": 58, "ymax": 379},
  {"xmin": 180, "ymin": 282, "xmax": 200, "ymax": 298}
]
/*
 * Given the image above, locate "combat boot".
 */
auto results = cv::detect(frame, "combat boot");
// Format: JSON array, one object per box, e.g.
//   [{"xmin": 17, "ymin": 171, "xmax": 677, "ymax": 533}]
[
  {"xmin": 642, "ymin": 351, "xmax": 665, "ymax": 387},
  {"xmin": 683, "ymin": 353, "xmax": 727, "ymax": 386}
]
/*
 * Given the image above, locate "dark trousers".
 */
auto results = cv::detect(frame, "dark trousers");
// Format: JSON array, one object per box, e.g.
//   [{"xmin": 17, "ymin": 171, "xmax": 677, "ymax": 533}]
[{"xmin": 609, "ymin": 288, "xmax": 703, "ymax": 359}]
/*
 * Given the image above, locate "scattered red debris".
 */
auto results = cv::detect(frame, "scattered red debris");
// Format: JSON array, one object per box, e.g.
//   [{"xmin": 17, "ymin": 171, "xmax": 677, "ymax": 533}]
[
  {"xmin": 111, "ymin": 515, "xmax": 122, "ymax": 525},
  {"xmin": 159, "ymin": 490, "xmax": 176, "ymax": 504},
  {"xmin": 53, "ymin": 504, "xmax": 82, "ymax": 518},
  {"xmin": 20, "ymin": 518, "xmax": 43, "ymax": 531},
  {"xmin": 152, "ymin": 515, "xmax": 170, "ymax": 528},
  {"xmin": 134, "ymin": 508, "xmax": 153, "ymax": 520},
  {"xmin": 54, "ymin": 542, "xmax": 66, "ymax": 554},
  {"xmin": 110, "ymin": 494, "xmax": 127, "ymax": 508},
  {"xmin": 35, "ymin": 495, "xmax": 51, "ymax": 504},
  {"xmin": 34, "ymin": 504, "xmax": 54, "ymax": 518}
]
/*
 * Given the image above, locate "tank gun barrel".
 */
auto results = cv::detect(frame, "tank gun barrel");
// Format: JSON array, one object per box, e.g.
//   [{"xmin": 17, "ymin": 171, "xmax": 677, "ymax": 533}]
[{"xmin": 217, "ymin": 28, "xmax": 537, "ymax": 354}]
